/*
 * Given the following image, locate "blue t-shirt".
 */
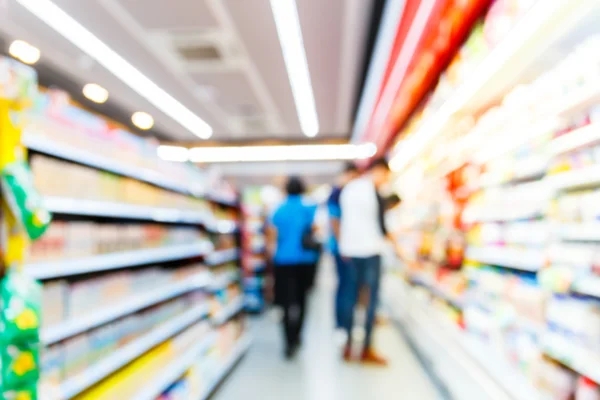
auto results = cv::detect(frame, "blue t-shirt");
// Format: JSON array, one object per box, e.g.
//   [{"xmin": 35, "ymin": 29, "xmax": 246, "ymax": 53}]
[
  {"xmin": 327, "ymin": 186, "xmax": 342, "ymax": 254},
  {"xmin": 271, "ymin": 196, "xmax": 317, "ymax": 266}
]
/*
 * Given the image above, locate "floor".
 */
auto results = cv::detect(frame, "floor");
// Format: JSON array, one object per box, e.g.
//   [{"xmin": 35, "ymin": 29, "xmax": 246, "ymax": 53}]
[{"xmin": 213, "ymin": 259, "xmax": 440, "ymax": 400}]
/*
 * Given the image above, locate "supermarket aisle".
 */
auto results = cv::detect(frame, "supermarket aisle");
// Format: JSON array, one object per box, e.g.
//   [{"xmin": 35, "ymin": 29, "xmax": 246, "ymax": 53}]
[{"xmin": 213, "ymin": 260, "xmax": 440, "ymax": 400}]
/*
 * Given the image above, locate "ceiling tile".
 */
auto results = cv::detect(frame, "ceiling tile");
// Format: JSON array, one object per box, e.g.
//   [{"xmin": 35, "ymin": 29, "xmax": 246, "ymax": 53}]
[
  {"xmin": 118, "ymin": 0, "xmax": 219, "ymax": 31},
  {"xmin": 190, "ymin": 71, "xmax": 262, "ymax": 116}
]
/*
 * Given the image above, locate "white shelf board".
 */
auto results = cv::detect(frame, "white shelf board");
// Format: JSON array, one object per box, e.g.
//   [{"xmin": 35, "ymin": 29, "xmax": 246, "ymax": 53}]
[
  {"xmin": 26, "ymin": 242, "xmax": 213, "ymax": 279},
  {"xmin": 59, "ymin": 304, "xmax": 209, "ymax": 399},
  {"xmin": 43, "ymin": 196, "xmax": 209, "ymax": 224},
  {"xmin": 206, "ymin": 248, "xmax": 238, "ymax": 266},
  {"xmin": 466, "ymin": 246, "xmax": 544, "ymax": 272},
  {"xmin": 131, "ymin": 332, "xmax": 218, "ymax": 400},
  {"xmin": 543, "ymin": 332, "xmax": 600, "ymax": 384},
  {"xmin": 42, "ymin": 273, "xmax": 211, "ymax": 345},
  {"xmin": 571, "ymin": 275, "xmax": 600, "ymax": 298},
  {"xmin": 211, "ymin": 298, "xmax": 244, "ymax": 326},
  {"xmin": 24, "ymin": 134, "xmax": 191, "ymax": 194},
  {"xmin": 549, "ymin": 123, "xmax": 600, "ymax": 156},
  {"xmin": 199, "ymin": 335, "xmax": 252, "ymax": 400},
  {"xmin": 545, "ymin": 165, "xmax": 600, "ymax": 191},
  {"xmin": 560, "ymin": 223, "xmax": 600, "ymax": 242}
]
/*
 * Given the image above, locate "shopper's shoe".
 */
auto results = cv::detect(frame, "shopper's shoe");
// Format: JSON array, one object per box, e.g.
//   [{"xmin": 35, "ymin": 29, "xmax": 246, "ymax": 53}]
[
  {"xmin": 342, "ymin": 345, "xmax": 353, "ymax": 362},
  {"xmin": 360, "ymin": 349, "xmax": 388, "ymax": 366}
]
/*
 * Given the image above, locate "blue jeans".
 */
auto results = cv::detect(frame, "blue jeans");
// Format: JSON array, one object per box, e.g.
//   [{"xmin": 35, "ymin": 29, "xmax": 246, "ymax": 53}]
[
  {"xmin": 342, "ymin": 255, "xmax": 381, "ymax": 349},
  {"xmin": 334, "ymin": 252, "xmax": 347, "ymax": 328}
]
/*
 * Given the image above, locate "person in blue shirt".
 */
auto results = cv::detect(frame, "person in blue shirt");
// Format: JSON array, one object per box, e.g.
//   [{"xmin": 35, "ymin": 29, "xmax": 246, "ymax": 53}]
[
  {"xmin": 327, "ymin": 162, "xmax": 359, "ymax": 330},
  {"xmin": 267, "ymin": 176, "xmax": 317, "ymax": 359}
]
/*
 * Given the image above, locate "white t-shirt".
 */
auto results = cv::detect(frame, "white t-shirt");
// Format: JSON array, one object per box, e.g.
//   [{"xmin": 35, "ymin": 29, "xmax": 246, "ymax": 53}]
[{"xmin": 339, "ymin": 177, "xmax": 386, "ymax": 258}]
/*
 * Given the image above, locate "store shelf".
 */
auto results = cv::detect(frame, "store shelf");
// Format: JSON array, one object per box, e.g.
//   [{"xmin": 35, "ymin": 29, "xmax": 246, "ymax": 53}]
[
  {"xmin": 206, "ymin": 218, "xmax": 239, "ymax": 234},
  {"xmin": 211, "ymin": 298, "xmax": 245, "ymax": 326},
  {"xmin": 26, "ymin": 242, "xmax": 214, "ymax": 279},
  {"xmin": 206, "ymin": 248, "xmax": 238, "ymax": 266},
  {"xmin": 466, "ymin": 246, "xmax": 544, "ymax": 272},
  {"xmin": 131, "ymin": 332, "xmax": 218, "ymax": 400},
  {"xmin": 42, "ymin": 273, "xmax": 211, "ymax": 345},
  {"xmin": 560, "ymin": 222, "xmax": 600, "ymax": 241},
  {"xmin": 199, "ymin": 335, "xmax": 252, "ymax": 400},
  {"xmin": 543, "ymin": 331, "xmax": 600, "ymax": 384},
  {"xmin": 571, "ymin": 275, "xmax": 600, "ymax": 298},
  {"xmin": 546, "ymin": 165, "xmax": 600, "ymax": 191},
  {"xmin": 556, "ymin": 84, "xmax": 600, "ymax": 118},
  {"xmin": 43, "ymin": 196, "xmax": 209, "ymax": 224},
  {"xmin": 59, "ymin": 304, "xmax": 210, "ymax": 399},
  {"xmin": 24, "ymin": 134, "xmax": 193, "ymax": 195},
  {"xmin": 386, "ymin": 276, "xmax": 539, "ymax": 400},
  {"xmin": 549, "ymin": 123, "xmax": 600, "ymax": 156},
  {"xmin": 210, "ymin": 272, "xmax": 240, "ymax": 291}
]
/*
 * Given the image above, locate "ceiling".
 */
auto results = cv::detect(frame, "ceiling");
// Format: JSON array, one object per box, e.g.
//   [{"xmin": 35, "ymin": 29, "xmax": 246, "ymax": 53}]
[{"xmin": 0, "ymin": 0, "xmax": 375, "ymax": 143}]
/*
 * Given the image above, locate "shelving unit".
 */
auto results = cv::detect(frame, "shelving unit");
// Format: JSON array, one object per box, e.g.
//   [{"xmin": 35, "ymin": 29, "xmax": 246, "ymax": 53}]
[
  {"xmin": 385, "ymin": 2, "xmax": 600, "ymax": 398},
  {"xmin": 0, "ymin": 80, "xmax": 253, "ymax": 398}
]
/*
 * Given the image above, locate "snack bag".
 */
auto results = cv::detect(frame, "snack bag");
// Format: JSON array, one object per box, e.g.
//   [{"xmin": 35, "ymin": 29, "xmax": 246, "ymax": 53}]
[
  {"xmin": 1, "ymin": 273, "xmax": 41, "ymax": 343},
  {"xmin": 0, "ymin": 343, "xmax": 39, "ymax": 390},
  {"xmin": 1, "ymin": 383, "xmax": 37, "ymax": 400},
  {"xmin": 1, "ymin": 161, "xmax": 51, "ymax": 240}
]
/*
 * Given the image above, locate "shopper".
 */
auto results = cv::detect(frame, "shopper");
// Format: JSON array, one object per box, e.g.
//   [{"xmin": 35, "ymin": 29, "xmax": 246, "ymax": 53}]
[
  {"xmin": 327, "ymin": 162, "xmax": 359, "ymax": 330},
  {"xmin": 339, "ymin": 157, "xmax": 400, "ymax": 366},
  {"xmin": 267, "ymin": 176, "xmax": 317, "ymax": 359}
]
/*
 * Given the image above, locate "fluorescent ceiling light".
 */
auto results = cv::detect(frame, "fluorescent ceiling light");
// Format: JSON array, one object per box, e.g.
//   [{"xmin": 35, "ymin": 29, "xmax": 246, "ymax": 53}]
[
  {"xmin": 157, "ymin": 145, "xmax": 189, "ymax": 162},
  {"xmin": 82, "ymin": 83, "xmax": 109, "ymax": 104},
  {"xmin": 9, "ymin": 40, "xmax": 41, "ymax": 65},
  {"xmin": 270, "ymin": 0, "xmax": 319, "ymax": 137},
  {"xmin": 15, "ymin": 0, "xmax": 213, "ymax": 139},
  {"xmin": 132, "ymin": 111, "xmax": 154, "ymax": 130},
  {"xmin": 157, "ymin": 143, "xmax": 376, "ymax": 163}
]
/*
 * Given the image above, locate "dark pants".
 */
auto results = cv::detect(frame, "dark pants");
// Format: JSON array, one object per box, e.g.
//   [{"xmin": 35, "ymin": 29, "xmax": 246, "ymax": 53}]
[
  {"xmin": 334, "ymin": 252, "xmax": 347, "ymax": 328},
  {"xmin": 274, "ymin": 264, "xmax": 311, "ymax": 350},
  {"xmin": 342, "ymin": 255, "xmax": 381, "ymax": 349}
]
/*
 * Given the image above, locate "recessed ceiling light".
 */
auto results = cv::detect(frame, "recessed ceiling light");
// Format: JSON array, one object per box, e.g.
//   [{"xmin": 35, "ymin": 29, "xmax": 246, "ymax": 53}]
[
  {"xmin": 9, "ymin": 40, "xmax": 41, "ymax": 65},
  {"xmin": 132, "ymin": 112, "xmax": 154, "ymax": 130},
  {"xmin": 270, "ymin": 0, "xmax": 319, "ymax": 137},
  {"xmin": 15, "ymin": 0, "xmax": 213, "ymax": 139},
  {"xmin": 82, "ymin": 83, "xmax": 109, "ymax": 104}
]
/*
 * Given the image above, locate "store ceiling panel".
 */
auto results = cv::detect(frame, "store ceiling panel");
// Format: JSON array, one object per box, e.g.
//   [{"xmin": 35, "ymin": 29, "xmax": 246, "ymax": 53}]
[{"xmin": 0, "ymin": 0, "xmax": 374, "ymax": 143}]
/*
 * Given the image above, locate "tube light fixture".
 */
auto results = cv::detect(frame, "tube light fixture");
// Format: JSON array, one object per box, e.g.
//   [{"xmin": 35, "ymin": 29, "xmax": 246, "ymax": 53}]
[
  {"xmin": 15, "ymin": 0, "xmax": 213, "ymax": 139},
  {"xmin": 8, "ymin": 40, "xmax": 41, "ymax": 65},
  {"xmin": 157, "ymin": 143, "xmax": 377, "ymax": 163},
  {"xmin": 270, "ymin": 0, "xmax": 319, "ymax": 137},
  {"xmin": 82, "ymin": 83, "xmax": 109, "ymax": 104},
  {"xmin": 157, "ymin": 145, "xmax": 189, "ymax": 163},
  {"xmin": 132, "ymin": 112, "xmax": 154, "ymax": 130}
]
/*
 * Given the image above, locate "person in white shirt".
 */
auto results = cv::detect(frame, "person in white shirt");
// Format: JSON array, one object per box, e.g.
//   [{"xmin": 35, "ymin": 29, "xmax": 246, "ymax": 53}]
[{"xmin": 339, "ymin": 157, "xmax": 401, "ymax": 365}]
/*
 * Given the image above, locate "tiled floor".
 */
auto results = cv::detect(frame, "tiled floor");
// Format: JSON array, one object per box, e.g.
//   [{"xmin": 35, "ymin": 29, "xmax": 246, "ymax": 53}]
[{"xmin": 213, "ymin": 260, "xmax": 440, "ymax": 400}]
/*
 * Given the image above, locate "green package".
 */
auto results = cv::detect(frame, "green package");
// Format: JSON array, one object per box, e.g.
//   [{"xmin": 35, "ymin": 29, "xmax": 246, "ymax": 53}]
[
  {"xmin": 1, "ymin": 344, "xmax": 39, "ymax": 390},
  {"xmin": 1, "ymin": 161, "xmax": 51, "ymax": 241},
  {"xmin": 1, "ymin": 384, "xmax": 37, "ymax": 400},
  {"xmin": 1, "ymin": 273, "xmax": 41, "ymax": 343}
]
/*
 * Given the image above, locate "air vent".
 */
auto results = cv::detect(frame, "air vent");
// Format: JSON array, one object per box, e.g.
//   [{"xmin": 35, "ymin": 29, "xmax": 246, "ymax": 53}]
[{"xmin": 176, "ymin": 44, "xmax": 221, "ymax": 61}]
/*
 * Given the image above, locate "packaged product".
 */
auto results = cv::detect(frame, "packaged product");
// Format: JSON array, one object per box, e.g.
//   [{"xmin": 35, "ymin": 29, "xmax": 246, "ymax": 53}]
[
  {"xmin": 1, "ymin": 343, "xmax": 39, "ymax": 390},
  {"xmin": 1, "ymin": 273, "xmax": 41, "ymax": 343},
  {"xmin": 1, "ymin": 161, "xmax": 51, "ymax": 240},
  {"xmin": 1, "ymin": 384, "xmax": 38, "ymax": 400}
]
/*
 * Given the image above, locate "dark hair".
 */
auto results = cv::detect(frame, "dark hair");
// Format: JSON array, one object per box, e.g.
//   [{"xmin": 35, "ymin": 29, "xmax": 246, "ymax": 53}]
[
  {"xmin": 286, "ymin": 176, "xmax": 306, "ymax": 195},
  {"xmin": 368, "ymin": 157, "xmax": 390, "ymax": 171},
  {"xmin": 344, "ymin": 162, "xmax": 359, "ymax": 174},
  {"xmin": 385, "ymin": 194, "xmax": 401, "ymax": 210}
]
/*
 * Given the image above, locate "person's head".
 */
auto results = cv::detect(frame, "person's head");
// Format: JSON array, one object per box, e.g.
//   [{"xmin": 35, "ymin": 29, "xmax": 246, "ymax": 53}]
[
  {"xmin": 340, "ymin": 162, "xmax": 359, "ymax": 185},
  {"xmin": 367, "ymin": 157, "xmax": 391, "ymax": 188},
  {"xmin": 384, "ymin": 194, "xmax": 402, "ymax": 211},
  {"xmin": 285, "ymin": 176, "xmax": 306, "ymax": 196}
]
